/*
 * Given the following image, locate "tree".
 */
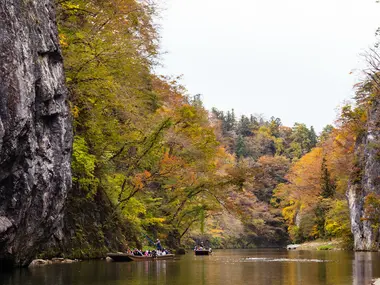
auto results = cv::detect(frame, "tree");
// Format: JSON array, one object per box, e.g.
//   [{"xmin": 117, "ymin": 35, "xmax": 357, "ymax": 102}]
[
  {"xmin": 320, "ymin": 156, "xmax": 335, "ymax": 198},
  {"xmin": 269, "ymin": 117, "xmax": 282, "ymax": 138},
  {"xmin": 288, "ymin": 123, "xmax": 314, "ymax": 159},
  {"xmin": 225, "ymin": 109, "xmax": 236, "ymax": 132},
  {"xmin": 237, "ymin": 115, "xmax": 252, "ymax": 137},
  {"xmin": 319, "ymin": 125, "xmax": 334, "ymax": 143},
  {"xmin": 235, "ymin": 135, "xmax": 247, "ymax": 158},
  {"xmin": 309, "ymin": 126, "xmax": 318, "ymax": 148}
]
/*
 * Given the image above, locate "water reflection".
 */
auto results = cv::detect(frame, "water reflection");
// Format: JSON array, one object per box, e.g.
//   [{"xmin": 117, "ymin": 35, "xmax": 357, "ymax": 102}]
[
  {"xmin": 352, "ymin": 252, "xmax": 378, "ymax": 285},
  {"xmin": 1, "ymin": 250, "xmax": 380, "ymax": 285}
]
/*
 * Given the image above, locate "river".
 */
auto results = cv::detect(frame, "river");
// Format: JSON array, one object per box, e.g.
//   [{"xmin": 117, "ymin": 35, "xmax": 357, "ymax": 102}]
[{"xmin": 1, "ymin": 249, "xmax": 380, "ymax": 285}]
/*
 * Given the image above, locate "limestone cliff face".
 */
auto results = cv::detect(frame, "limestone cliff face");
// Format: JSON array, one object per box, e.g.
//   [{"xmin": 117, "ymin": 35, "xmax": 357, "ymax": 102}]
[
  {"xmin": 0, "ymin": 0, "xmax": 72, "ymax": 266},
  {"xmin": 347, "ymin": 98, "xmax": 380, "ymax": 251}
]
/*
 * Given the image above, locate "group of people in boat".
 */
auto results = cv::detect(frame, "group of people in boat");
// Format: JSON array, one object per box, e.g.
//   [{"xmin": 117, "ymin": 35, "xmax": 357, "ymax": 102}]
[
  {"xmin": 127, "ymin": 239, "xmax": 171, "ymax": 257},
  {"xmin": 127, "ymin": 248, "xmax": 171, "ymax": 257},
  {"xmin": 193, "ymin": 242, "xmax": 212, "ymax": 252}
]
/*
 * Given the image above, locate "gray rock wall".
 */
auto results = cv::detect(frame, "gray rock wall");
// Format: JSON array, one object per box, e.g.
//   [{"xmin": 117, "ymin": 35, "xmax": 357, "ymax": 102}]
[
  {"xmin": 0, "ymin": 0, "xmax": 72, "ymax": 266},
  {"xmin": 348, "ymin": 98, "xmax": 380, "ymax": 251}
]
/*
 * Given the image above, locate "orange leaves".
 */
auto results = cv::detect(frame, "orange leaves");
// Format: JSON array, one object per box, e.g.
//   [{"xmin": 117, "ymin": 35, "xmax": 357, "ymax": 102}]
[
  {"xmin": 320, "ymin": 126, "xmax": 355, "ymax": 195},
  {"xmin": 159, "ymin": 151, "xmax": 188, "ymax": 177},
  {"xmin": 160, "ymin": 151, "xmax": 182, "ymax": 169},
  {"xmin": 143, "ymin": 170, "xmax": 151, "ymax": 178},
  {"xmin": 158, "ymin": 151, "xmax": 199, "ymax": 192},
  {"xmin": 284, "ymin": 147, "xmax": 323, "ymax": 204},
  {"xmin": 132, "ymin": 170, "xmax": 152, "ymax": 189},
  {"xmin": 161, "ymin": 151, "xmax": 175, "ymax": 165},
  {"xmin": 151, "ymin": 75, "xmax": 186, "ymax": 113}
]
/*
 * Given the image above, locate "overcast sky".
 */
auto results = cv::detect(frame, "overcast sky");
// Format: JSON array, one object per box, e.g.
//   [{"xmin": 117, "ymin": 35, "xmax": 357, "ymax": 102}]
[{"xmin": 156, "ymin": 0, "xmax": 380, "ymax": 132}]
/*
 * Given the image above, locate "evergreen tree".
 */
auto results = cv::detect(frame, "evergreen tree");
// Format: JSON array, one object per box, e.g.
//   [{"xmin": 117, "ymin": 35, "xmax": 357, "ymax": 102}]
[
  {"xmin": 235, "ymin": 135, "xmax": 247, "ymax": 159},
  {"xmin": 309, "ymin": 126, "xmax": 318, "ymax": 148},
  {"xmin": 314, "ymin": 201, "xmax": 328, "ymax": 239},
  {"xmin": 237, "ymin": 115, "xmax": 252, "ymax": 137},
  {"xmin": 225, "ymin": 110, "xmax": 236, "ymax": 132},
  {"xmin": 320, "ymin": 156, "xmax": 335, "ymax": 198}
]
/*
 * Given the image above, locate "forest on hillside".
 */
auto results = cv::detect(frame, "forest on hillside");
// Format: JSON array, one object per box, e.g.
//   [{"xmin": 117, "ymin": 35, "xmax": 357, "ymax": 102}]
[{"xmin": 43, "ymin": 0, "xmax": 380, "ymax": 257}]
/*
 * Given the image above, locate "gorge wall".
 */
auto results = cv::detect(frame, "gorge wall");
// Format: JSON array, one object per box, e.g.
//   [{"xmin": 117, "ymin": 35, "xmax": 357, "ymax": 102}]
[
  {"xmin": 348, "ymin": 97, "xmax": 380, "ymax": 251},
  {"xmin": 0, "ymin": 0, "xmax": 71, "ymax": 267}
]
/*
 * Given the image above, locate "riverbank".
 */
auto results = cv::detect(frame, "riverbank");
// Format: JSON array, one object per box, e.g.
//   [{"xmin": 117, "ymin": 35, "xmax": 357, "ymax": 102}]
[{"xmin": 294, "ymin": 239, "xmax": 345, "ymax": 250}]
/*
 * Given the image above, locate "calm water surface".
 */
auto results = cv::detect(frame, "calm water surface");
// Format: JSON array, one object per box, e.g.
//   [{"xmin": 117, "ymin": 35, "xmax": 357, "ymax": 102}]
[{"xmin": 1, "ymin": 249, "xmax": 380, "ymax": 285}]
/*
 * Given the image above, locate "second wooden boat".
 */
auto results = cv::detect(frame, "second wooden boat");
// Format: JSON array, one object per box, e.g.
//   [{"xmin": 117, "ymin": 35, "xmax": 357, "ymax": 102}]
[{"xmin": 194, "ymin": 250, "xmax": 211, "ymax": 256}]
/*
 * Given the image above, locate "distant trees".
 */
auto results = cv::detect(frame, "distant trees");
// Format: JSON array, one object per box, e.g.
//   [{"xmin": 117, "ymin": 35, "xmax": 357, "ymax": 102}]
[
  {"xmin": 211, "ymin": 108, "xmax": 317, "ymax": 161},
  {"xmin": 289, "ymin": 123, "xmax": 317, "ymax": 159},
  {"xmin": 209, "ymin": 109, "xmax": 323, "ymax": 246}
]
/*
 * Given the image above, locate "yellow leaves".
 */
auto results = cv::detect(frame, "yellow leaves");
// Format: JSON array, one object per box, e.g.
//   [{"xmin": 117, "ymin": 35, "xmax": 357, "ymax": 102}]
[
  {"xmin": 214, "ymin": 147, "xmax": 234, "ymax": 174},
  {"xmin": 282, "ymin": 201, "xmax": 299, "ymax": 225},
  {"xmin": 156, "ymin": 105, "xmax": 170, "ymax": 115},
  {"xmin": 144, "ymin": 217, "xmax": 166, "ymax": 226},
  {"xmin": 122, "ymin": 197, "xmax": 146, "ymax": 218},
  {"xmin": 325, "ymin": 200, "xmax": 351, "ymax": 237},
  {"xmin": 310, "ymin": 225, "xmax": 319, "ymax": 239},
  {"xmin": 71, "ymin": 104, "xmax": 80, "ymax": 118},
  {"xmin": 61, "ymin": 2, "xmax": 80, "ymax": 10},
  {"xmin": 210, "ymin": 228, "xmax": 223, "ymax": 234},
  {"xmin": 281, "ymin": 147, "xmax": 323, "ymax": 205},
  {"xmin": 180, "ymin": 105, "xmax": 196, "ymax": 120},
  {"xmin": 59, "ymin": 33, "xmax": 68, "ymax": 48}
]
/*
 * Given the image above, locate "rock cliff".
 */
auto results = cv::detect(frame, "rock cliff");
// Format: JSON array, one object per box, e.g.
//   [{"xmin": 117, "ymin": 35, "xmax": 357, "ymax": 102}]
[
  {"xmin": 0, "ymin": 0, "xmax": 71, "ymax": 267},
  {"xmin": 348, "ymin": 97, "xmax": 380, "ymax": 251}
]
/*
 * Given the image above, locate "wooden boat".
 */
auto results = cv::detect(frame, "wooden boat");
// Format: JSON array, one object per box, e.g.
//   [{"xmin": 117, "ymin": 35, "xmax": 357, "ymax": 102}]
[
  {"xmin": 194, "ymin": 249, "xmax": 212, "ymax": 256},
  {"xmin": 107, "ymin": 253, "xmax": 133, "ymax": 262},
  {"xmin": 128, "ymin": 254, "xmax": 175, "ymax": 261}
]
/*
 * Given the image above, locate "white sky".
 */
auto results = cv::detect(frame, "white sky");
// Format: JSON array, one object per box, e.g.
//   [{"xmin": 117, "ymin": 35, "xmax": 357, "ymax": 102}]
[{"xmin": 156, "ymin": 0, "xmax": 380, "ymax": 132}]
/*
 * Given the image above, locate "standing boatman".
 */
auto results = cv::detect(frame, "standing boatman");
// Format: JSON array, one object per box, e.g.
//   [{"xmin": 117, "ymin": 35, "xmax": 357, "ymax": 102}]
[{"xmin": 156, "ymin": 239, "xmax": 162, "ymax": 251}]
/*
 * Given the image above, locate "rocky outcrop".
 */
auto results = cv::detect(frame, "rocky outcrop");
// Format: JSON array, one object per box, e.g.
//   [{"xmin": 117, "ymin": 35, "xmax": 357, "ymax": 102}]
[
  {"xmin": 39, "ymin": 188, "xmax": 126, "ymax": 260},
  {"xmin": 28, "ymin": 258, "xmax": 79, "ymax": 267},
  {"xmin": 0, "ymin": 0, "xmax": 72, "ymax": 267},
  {"xmin": 347, "ymin": 97, "xmax": 380, "ymax": 251}
]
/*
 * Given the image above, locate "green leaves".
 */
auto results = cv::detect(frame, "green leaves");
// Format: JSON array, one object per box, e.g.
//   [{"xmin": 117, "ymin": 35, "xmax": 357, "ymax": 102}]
[{"xmin": 72, "ymin": 136, "xmax": 99, "ymax": 196}]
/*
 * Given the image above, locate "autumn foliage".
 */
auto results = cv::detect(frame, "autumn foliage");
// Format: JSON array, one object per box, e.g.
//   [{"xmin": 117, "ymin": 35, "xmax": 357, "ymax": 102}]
[{"xmin": 51, "ymin": 0, "xmax": 374, "ymax": 255}]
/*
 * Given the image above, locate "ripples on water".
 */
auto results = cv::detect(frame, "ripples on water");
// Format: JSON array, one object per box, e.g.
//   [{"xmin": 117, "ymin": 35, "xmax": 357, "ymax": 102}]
[{"xmin": 243, "ymin": 257, "xmax": 329, "ymax": 263}]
